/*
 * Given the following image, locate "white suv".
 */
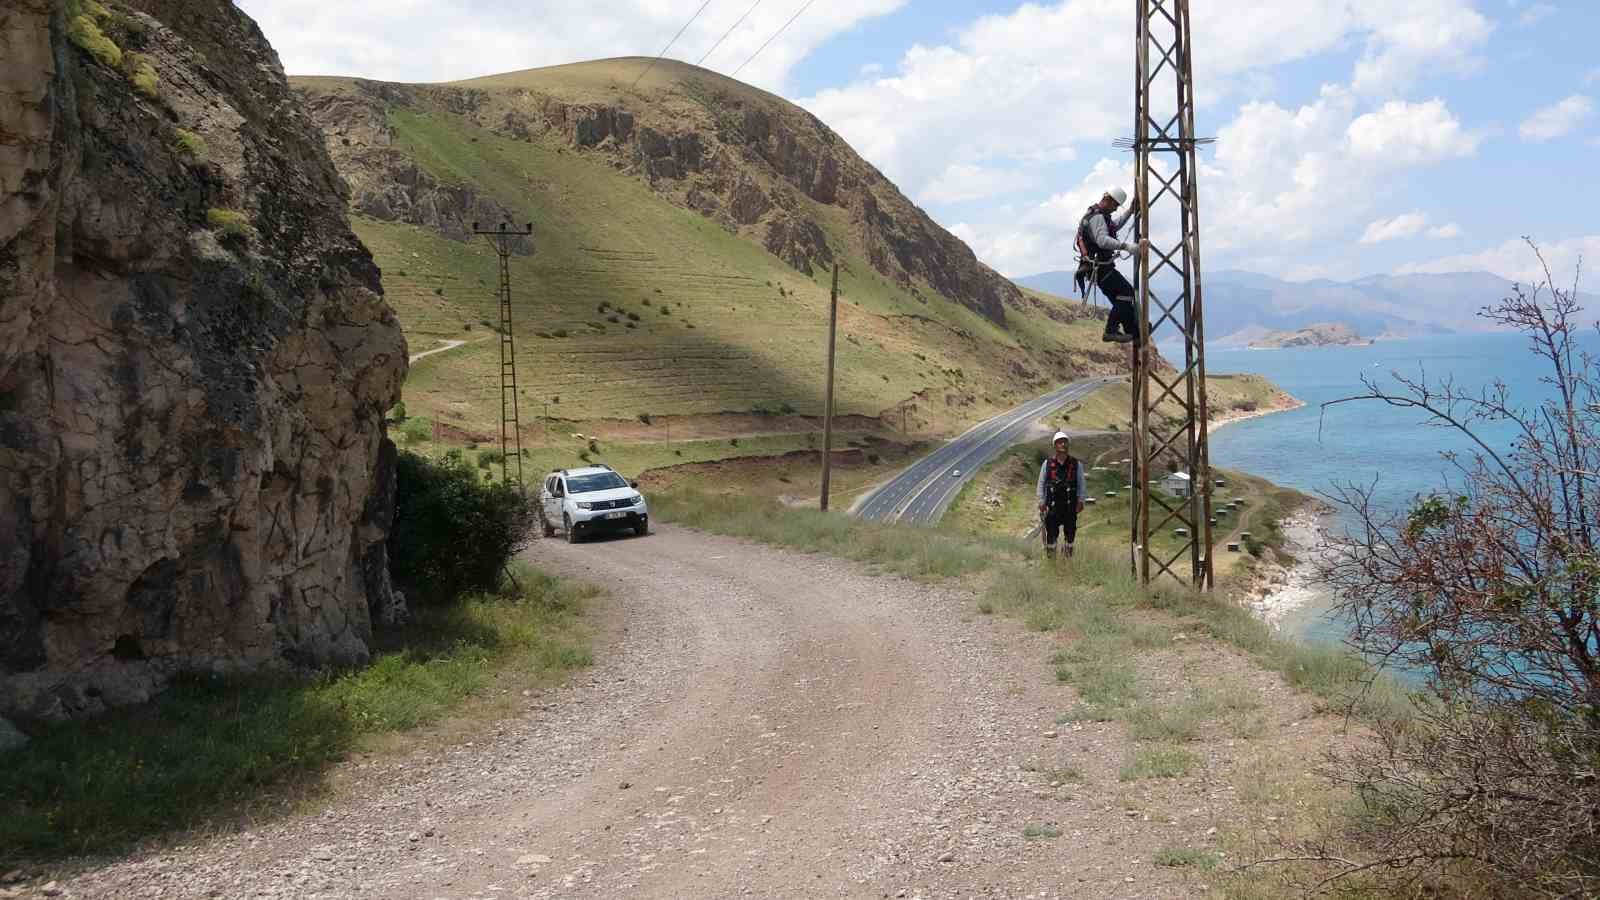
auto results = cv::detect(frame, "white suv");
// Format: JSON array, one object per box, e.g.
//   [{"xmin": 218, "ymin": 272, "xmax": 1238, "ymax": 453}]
[{"xmin": 538, "ymin": 465, "xmax": 650, "ymax": 543}]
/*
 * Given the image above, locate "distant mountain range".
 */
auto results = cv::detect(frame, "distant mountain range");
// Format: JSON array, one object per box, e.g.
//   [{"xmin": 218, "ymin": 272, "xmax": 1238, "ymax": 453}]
[{"xmin": 1013, "ymin": 269, "xmax": 1561, "ymax": 345}]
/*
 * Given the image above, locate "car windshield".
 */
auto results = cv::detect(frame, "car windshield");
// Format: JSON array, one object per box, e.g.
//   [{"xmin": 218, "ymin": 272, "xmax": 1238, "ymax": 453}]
[{"xmin": 566, "ymin": 472, "xmax": 628, "ymax": 494}]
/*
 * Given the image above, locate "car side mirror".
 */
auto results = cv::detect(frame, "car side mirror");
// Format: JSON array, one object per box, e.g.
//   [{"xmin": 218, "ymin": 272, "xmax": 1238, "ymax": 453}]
[{"xmin": 630, "ymin": 481, "xmax": 639, "ymax": 489}]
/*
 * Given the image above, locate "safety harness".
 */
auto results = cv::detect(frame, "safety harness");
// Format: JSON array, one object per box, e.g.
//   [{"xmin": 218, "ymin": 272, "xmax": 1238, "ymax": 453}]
[
  {"xmin": 1043, "ymin": 456, "xmax": 1080, "ymax": 510},
  {"xmin": 1073, "ymin": 206, "xmax": 1122, "ymax": 302}
]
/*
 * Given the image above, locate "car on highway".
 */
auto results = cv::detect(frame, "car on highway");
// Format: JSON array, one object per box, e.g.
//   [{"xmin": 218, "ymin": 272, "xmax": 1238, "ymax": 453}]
[
  {"xmin": 950, "ymin": 469, "xmax": 962, "ymax": 478},
  {"xmin": 538, "ymin": 464, "xmax": 649, "ymax": 543}
]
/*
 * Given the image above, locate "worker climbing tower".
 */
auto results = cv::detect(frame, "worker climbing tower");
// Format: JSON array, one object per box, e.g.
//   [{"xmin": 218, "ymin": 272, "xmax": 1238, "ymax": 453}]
[{"xmin": 1119, "ymin": 0, "xmax": 1215, "ymax": 588}]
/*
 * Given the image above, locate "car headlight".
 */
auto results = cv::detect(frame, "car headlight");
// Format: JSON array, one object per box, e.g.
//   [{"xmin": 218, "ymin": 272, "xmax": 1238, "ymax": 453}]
[
  {"xmin": 629, "ymin": 495, "xmax": 643, "ymax": 506},
  {"xmin": 576, "ymin": 501, "xmax": 594, "ymax": 510}
]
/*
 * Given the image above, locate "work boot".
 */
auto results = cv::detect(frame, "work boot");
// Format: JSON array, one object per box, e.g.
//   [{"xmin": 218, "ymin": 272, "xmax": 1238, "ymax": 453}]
[
  {"xmin": 1044, "ymin": 544, "xmax": 1057, "ymax": 560},
  {"xmin": 1064, "ymin": 543, "xmax": 1075, "ymax": 559},
  {"xmin": 1102, "ymin": 331, "xmax": 1135, "ymax": 344}
]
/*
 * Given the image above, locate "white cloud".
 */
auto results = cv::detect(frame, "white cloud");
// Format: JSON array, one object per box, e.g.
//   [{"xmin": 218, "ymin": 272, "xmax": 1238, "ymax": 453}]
[
  {"xmin": 921, "ymin": 164, "xmax": 1038, "ymax": 205},
  {"xmin": 1362, "ymin": 213, "xmax": 1430, "ymax": 243},
  {"xmin": 1360, "ymin": 214, "xmax": 1464, "ymax": 243},
  {"xmin": 1347, "ymin": 99, "xmax": 1484, "ymax": 162},
  {"xmin": 235, "ymin": 0, "xmax": 905, "ymax": 91},
  {"xmin": 1399, "ymin": 235, "xmax": 1600, "ymax": 284},
  {"xmin": 1517, "ymin": 2, "xmax": 1556, "ymax": 26},
  {"xmin": 1519, "ymin": 95, "xmax": 1595, "ymax": 141},
  {"xmin": 799, "ymin": 0, "xmax": 1493, "ymax": 277}
]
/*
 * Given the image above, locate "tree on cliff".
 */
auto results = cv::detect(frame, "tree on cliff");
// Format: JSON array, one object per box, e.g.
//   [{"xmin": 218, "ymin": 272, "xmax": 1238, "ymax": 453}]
[{"xmin": 1319, "ymin": 241, "xmax": 1599, "ymax": 896}]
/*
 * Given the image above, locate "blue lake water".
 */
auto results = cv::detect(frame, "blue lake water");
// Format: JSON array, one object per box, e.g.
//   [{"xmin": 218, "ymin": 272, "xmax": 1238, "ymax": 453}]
[{"xmin": 1200, "ymin": 329, "xmax": 1599, "ymax": 643}]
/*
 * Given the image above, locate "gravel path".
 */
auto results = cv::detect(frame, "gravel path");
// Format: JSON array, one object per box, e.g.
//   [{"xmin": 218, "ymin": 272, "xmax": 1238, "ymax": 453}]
[{"xmin": 48, "ymin": 526, "xmax": 1213, "ymax": 899}]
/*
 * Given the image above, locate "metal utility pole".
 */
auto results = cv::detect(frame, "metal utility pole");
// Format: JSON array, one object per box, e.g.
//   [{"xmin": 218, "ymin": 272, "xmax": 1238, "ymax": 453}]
[
  {"xmin": 1120, "ymin": 0, "xmax": 1215, "ymax": 588},
  {"xmin": 820, "ymin": 262, "xmax": 840, "ymax": 511},
  {"xmin": 473, "ymin": 220, "xmax": 534, "ymax": 493}
]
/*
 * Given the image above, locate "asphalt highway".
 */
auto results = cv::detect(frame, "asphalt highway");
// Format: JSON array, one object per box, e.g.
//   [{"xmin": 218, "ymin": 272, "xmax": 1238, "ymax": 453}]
[{"xmin": 852, "ymin": 375, "xmax": 1121, "ymax": 526}]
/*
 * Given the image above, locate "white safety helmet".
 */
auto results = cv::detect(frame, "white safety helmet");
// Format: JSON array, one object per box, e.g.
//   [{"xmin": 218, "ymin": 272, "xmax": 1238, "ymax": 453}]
[
  {"xmin": 1105, "ymin": 187, "xmax": 1128, "ymax": 205},
  {"xmin": 1052, "ymin": 431, "xmax": 1071, "ymax": 446}
]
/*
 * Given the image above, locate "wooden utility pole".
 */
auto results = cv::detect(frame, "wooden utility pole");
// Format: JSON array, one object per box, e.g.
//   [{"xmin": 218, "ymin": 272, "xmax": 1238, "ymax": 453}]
[{"xmin": 819, "ymin": 262, "xmax": 840, "ymax": 511}]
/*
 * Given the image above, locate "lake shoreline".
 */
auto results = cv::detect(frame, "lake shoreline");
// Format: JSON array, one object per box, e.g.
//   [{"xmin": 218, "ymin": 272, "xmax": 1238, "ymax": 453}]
[{"xmin": 1244, "ymin": 500, "xmax": 1338, "ymax": 630}]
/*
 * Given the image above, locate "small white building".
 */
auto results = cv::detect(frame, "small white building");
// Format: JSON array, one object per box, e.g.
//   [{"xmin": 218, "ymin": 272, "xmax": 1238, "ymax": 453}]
[{"xmin": 1162, "ymin": 471, "xmax": 1192, "ymax": 498}]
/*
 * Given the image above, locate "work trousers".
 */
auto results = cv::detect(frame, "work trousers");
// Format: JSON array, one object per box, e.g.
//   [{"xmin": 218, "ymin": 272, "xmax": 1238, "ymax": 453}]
[
  {"xmin": 1096, "ymin": 266, "xmax": 1141, "ymax": 344},
  {"xmin": 1043, "ymin": 503, "xmax": 1079, "ymax": 549}
]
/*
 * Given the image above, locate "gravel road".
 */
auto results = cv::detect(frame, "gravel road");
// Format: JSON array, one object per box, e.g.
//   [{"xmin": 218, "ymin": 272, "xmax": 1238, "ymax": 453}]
[{"xmin": 51, "ymin": 526, "xmax": 1210, "ymax": 900}]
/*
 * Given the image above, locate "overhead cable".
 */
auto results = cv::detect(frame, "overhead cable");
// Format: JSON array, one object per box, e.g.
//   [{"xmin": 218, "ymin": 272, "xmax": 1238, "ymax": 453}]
[
  {"xmin": 729, "ymin": 0, "xmax": 817, "ymax": 78},
  {"xmin": 631, "ymin": 0, "xmax": 717, "ymax": 90},
  {"xmin": 697, "ymin": 0, "xmax": 764, "ymax": 66}
]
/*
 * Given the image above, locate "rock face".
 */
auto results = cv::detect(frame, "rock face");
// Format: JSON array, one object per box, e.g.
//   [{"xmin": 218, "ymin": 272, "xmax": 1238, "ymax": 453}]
[
  {"xmin": 299, "ymin": 89, "xmax": 532, "ymax": 254},
  {"xmin": 1247, "ymin": 322, "xmax": 1372, "ymax": 349},
  {"xmin": 0, "ymin": 0, "xmax": 407, "ymax": 722},
  {"xmin": 294, "ymin": 61, "xmax": 1023, "ymax": 323}
]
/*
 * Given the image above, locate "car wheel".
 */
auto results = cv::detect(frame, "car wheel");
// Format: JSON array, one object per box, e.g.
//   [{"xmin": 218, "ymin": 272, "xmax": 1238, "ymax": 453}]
[
  {"xmin": 634, "ymin": 520, "xmax": 649, "ymax": 537},
  {"xmin": 540, "ymin": 511, "xmax": 556, "ymax": 538},
  {"xmin": 564, "ymin": 514, "xmax": 580, "ymax": 544}
]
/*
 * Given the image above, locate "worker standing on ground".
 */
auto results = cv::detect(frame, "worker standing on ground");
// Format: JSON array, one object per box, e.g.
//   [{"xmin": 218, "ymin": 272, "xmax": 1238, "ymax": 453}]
[
  {"xmin": 1077, "ymin": 188, "xmax": 1148, "ymax": 349},
  {"xmin": 1037, "ymin": 431, "xmax": 1086, "ymax": 560}
]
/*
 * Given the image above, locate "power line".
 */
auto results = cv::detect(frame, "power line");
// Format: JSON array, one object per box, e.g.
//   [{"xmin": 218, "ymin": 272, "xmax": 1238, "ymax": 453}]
[
  {"xmin": 631, "ymin": 0, "xmax": 717, "ymax": 91},
  {"xmin": 697, "ymin": 0, "xmax": 763, "ymax": 67},
  {"xmin": 729, "ymin": 0, "xmax": 816, "ymax": 78}
]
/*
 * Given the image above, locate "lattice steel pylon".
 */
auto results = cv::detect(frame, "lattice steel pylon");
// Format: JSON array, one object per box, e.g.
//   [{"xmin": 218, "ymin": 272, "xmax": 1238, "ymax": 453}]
[
  {"xmin": 1124, "ymin": 0, "xmax": 1214, "ymax": 588},
  {"xmin": 473, "ymin": 221, "xmax": 534, "ymax": 493}
]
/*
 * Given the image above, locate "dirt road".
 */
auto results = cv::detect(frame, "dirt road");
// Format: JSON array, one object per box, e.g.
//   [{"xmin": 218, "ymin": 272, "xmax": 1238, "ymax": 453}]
[{"xmin": 59, "ymin": 527, "xmax": 1228, "ymax": 899}]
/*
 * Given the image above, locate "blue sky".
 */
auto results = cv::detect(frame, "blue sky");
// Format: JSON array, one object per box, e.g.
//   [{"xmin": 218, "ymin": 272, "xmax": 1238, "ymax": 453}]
[{"xmin": 243, "ymin": 0, "xmax": 1600, "ymax": 285}]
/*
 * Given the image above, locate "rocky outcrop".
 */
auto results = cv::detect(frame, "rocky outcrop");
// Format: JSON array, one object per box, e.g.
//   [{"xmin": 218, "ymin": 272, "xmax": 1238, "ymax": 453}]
[
  {"xmin": 298, "ymin": 90, "xmax": 531, "ymax": 254},
  {"xmin": 0, "ymin": 0, "xmax": 406, "ymax": 722},
  {"xmin": 1248, "ymin": 322, "xmax": 1372, "ymax": 349}
]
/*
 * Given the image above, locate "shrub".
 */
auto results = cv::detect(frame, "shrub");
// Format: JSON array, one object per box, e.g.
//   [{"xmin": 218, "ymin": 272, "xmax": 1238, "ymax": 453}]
[
  {"xmin": 387, "ymin": 401, "xmax": 407, "ymax": 422},
  {"xmin": 1321, "ymin": 242, "xmax": 1600, "ymax": 896},
  {"xmin": 626, "ymin": 311, "xmax": 640, "ymax": 322},
  {"xmin": 68, "ymin": 12, "xmax": 122, "ymax": 69},
  {"xmin": 477, "ymin": 448, "xmax": 505, "ymax": 469},
  {"xmin": 205, "ymin": 208, "xmax": 252, "ymax": 240},
  {"xmin": 637, "ymin": 413, "xmax": 652, "ymax": 425},
  {"xmin": 127, "ymin": 54, "xmax": 158, "ymax": 97},
  {"xmin": 173, "ymin": 129, "xmax": 206, "ymax": 157},
  {"xmin": 551, "ymin": 329, "xmax": 568, "ymax": 338},
  {"xmin": 607, "ymin": 315, "xmax": 621, "ymax": 324},
  {"xmin": 598, "ymin": 301, "xmax": 610, "ymax": 312},
  {"xmin": 389, "ymin": 450, "xmax": 532, "ymax": 606},
  {"xmin": 398, "ymin": 416, "xmax": 431, "ymax": 445},
  {"xmin": 642, "ymin": 297, "xmax": 651, "ymax": 306}
]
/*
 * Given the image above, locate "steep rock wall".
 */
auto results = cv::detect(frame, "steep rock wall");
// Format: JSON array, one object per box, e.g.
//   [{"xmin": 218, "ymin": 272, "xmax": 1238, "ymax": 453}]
[{"xmin": 0, "ymin": 0, "xmax": 407, "ymax": 723}]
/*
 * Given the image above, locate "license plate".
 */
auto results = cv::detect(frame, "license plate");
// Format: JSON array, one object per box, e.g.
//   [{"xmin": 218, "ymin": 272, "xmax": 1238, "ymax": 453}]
[{"xmin": 604, "ymin": 511, "xmax": 629, "ymax": 519}]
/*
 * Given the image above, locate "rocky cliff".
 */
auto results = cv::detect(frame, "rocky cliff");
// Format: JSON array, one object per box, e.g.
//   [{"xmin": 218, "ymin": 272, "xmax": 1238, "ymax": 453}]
[
  {"xmin": 295, "ymin": 60, "xmax": 1024, "ymax": 323},
  {"xmin": 0, "ymin": 0, "xmax": 407, "ymax": 727}
]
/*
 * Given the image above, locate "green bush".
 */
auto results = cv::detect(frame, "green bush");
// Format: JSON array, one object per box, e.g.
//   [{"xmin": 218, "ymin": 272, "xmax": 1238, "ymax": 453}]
[
  {"xmin": 174, "ymin": 128, "xmax": 207, "ymax": 157},
  {"xmin": 127, "ymin": 54, "xmax": 158, "ymax": 97},
  {"xmin": 389, "ymin": 450, "xmax": 532, "ymax": 606},
  {"xmin": 398, "ymin": 416, "xmax": 431, "ymax": 445},
  {"xmin": 67, "ymin": 13, "xmax": 122, "ymax": 69},
  {"xmin": 205, "ymin": 208, "xmax": 253, "ymax": 240},
  {"xmin": 477, "ymin": 448, "xmax": 505, "ymax": 469}
]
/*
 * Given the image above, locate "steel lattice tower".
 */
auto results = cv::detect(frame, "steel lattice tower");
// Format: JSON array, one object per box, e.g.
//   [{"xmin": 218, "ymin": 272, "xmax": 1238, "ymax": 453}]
[
  {"xmin": 473, "ymin": 221, "xmax": 534, "ymax": 492},
  {"xmin": 1123, "ymin": 0, "xmax": 1214, "ymax": 588}
]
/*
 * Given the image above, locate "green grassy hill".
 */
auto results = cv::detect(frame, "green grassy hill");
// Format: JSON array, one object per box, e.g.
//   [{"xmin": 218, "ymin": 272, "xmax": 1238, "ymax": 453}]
[{"xmin": 289, "ymin": 60, "xmax": 1182, "ymax": 437}]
